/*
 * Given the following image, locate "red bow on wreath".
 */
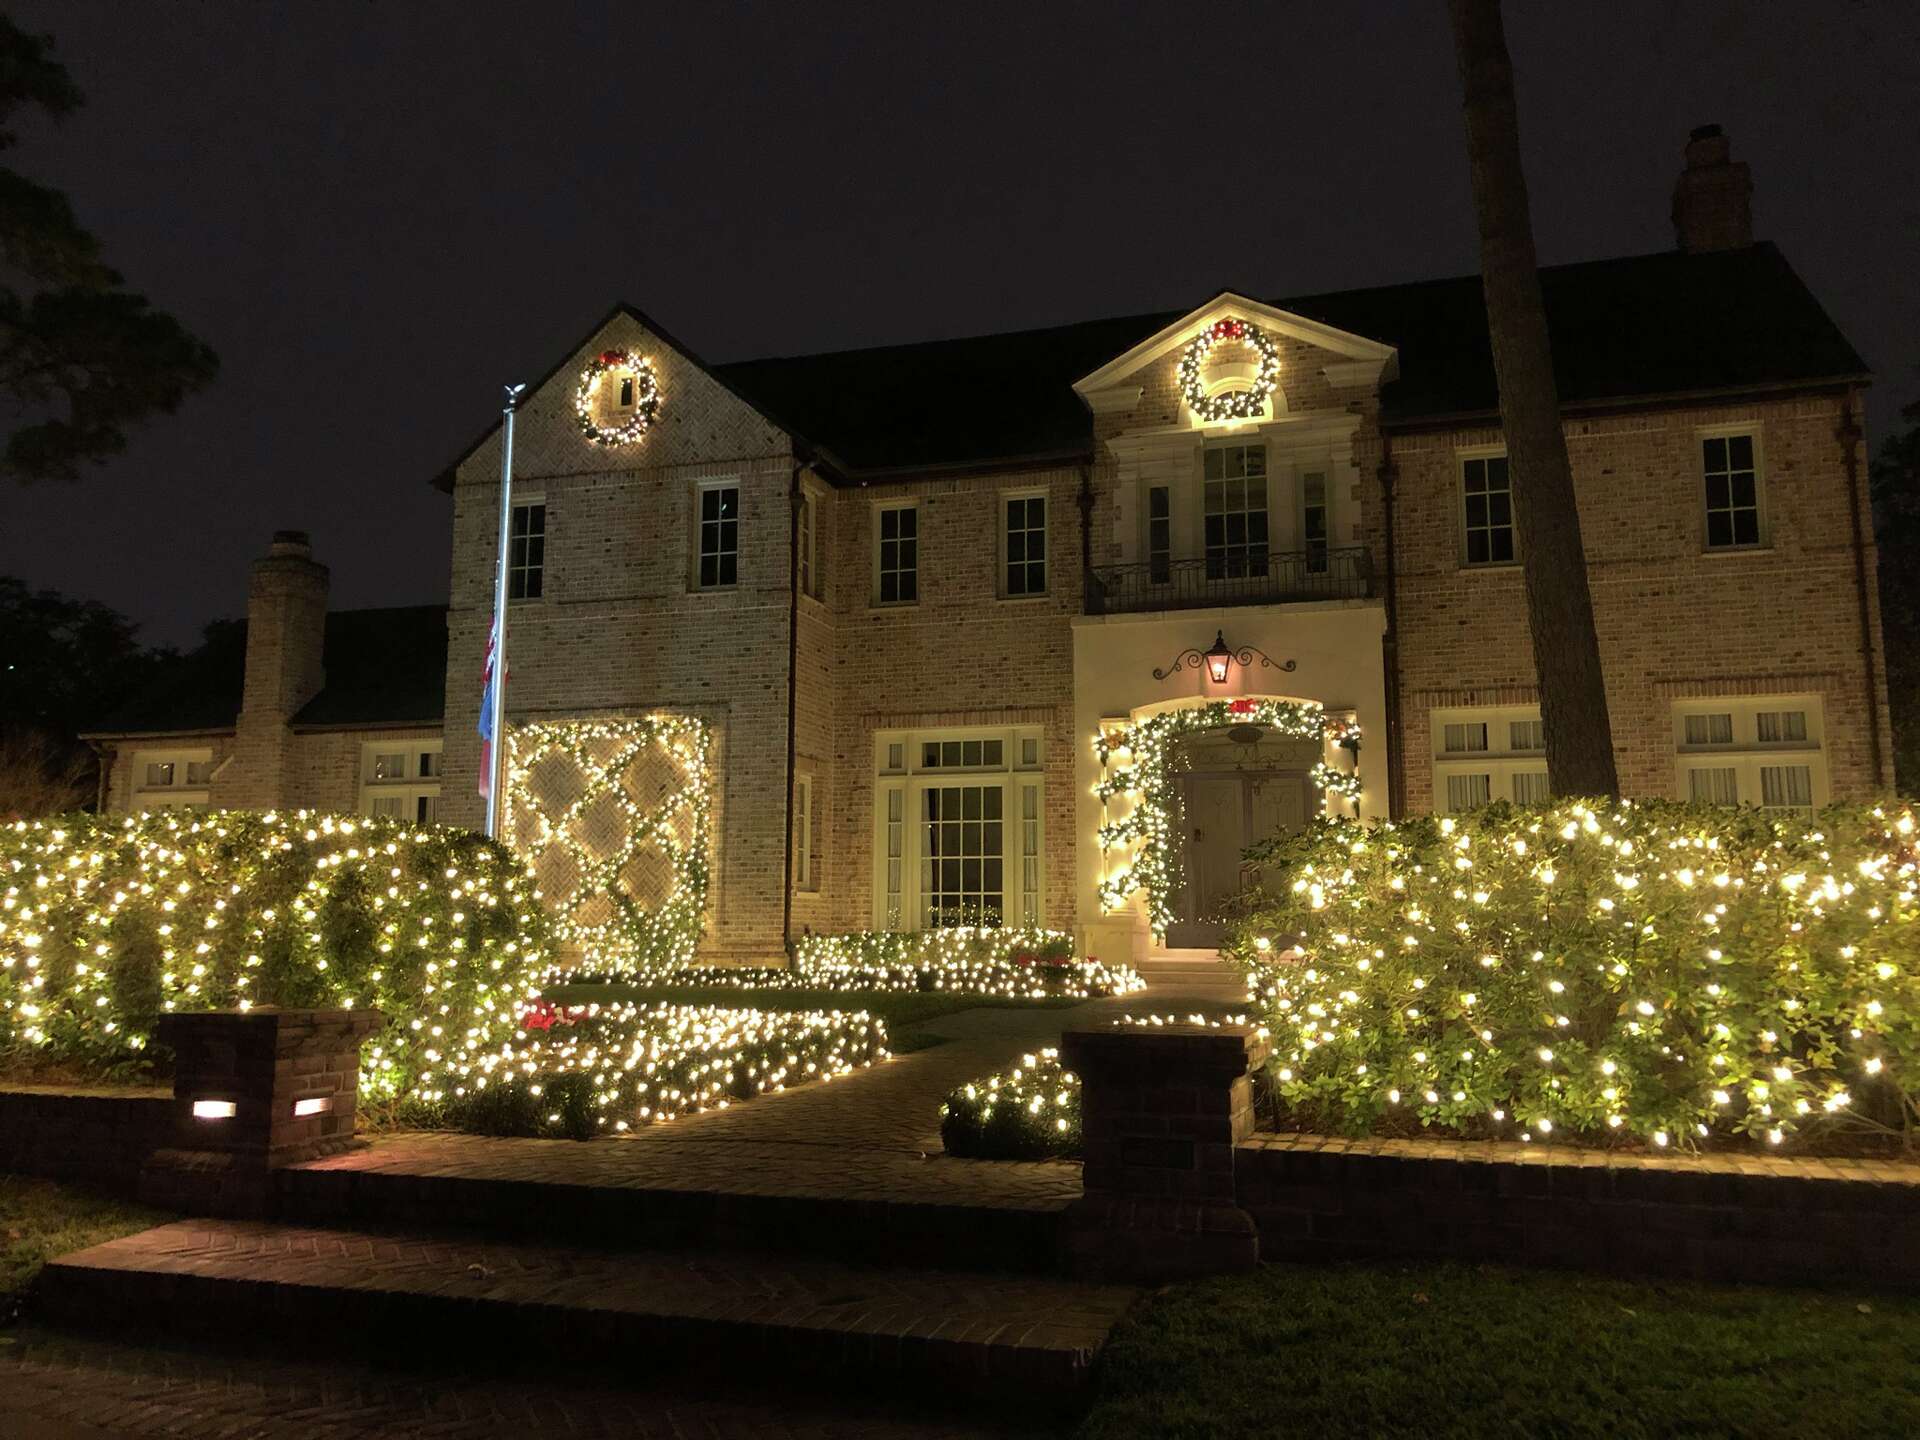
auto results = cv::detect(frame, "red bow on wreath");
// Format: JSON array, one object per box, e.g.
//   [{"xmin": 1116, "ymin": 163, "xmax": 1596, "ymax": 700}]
[{"xmin": 598, "ymin": 350, "xmax": 628, "ymax": 367}]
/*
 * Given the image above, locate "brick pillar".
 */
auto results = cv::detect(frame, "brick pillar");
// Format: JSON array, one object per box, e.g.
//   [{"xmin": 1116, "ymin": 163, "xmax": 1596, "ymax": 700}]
[
  {"xmin": 1060, "ymin": 1022, "xmax": 1268, "ymax": 1282},
  {"xmin": 139, "ymin": 1007, "xmax": 383, "ymax": 1216}
]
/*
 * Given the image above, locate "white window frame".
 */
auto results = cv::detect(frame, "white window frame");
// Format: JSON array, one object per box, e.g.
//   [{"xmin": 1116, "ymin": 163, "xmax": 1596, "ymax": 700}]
[
  {"xmin": 794, "ymin": 770, "xmax": 816, "ymax": 891},
  {"xmin": 873, "ymin": 500, "xmax": 919, "ymax": 606},
  {"xmin": 694, "ymin": 478, "xmax": 741, "ymax": 590},
  {"xmin": 1201, "ymin": 441, "xmax": 1271, "ymax": 579},
  {"xmin": 1001, "ymin": 488, "xmax": 1048, "ymax": 598},
  {"xmin": 131, "ymin": 747, "xmax": 213, "ymax": 811},
  {"xmin": 871, "ymin": 725, "xmax": 1045, "ymax": 930},
  {"xmin": 1458, "ymin": 448, "xmax": 1516, "ymax": 569},
  {"xmin": 359, "ymin": 741, "xmax": 444, "ymax": 824},
  {"xmin": 507, "ymin": 495, "xmax": 547, "ymax": 602},
  {"xmin": 1672, "ymin": 695, "xmax": 1825, "ymax": 811},
  {"xmin": 1430, "ymin": 704, "xmax": 1547, "ymax": 812},
  {"xmin": 797, "ymin": 487, "xmax": 822, "ymax": 600},
  {"xmin": 1698, "ymin": 426, "xmax": 1767, "ymax": 552}
]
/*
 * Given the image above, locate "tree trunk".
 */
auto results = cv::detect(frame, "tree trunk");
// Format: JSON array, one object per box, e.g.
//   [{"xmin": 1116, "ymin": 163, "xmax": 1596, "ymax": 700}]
[{"xmin": 1448, "ymin": 0, "xmax": 1620, "ymax": 798}]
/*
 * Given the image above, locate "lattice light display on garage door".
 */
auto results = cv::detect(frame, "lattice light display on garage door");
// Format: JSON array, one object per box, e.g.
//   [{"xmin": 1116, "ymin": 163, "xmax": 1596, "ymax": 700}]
[{"xmin": 504, "ymin": 715, "xmax": 711, "ymax": 976}]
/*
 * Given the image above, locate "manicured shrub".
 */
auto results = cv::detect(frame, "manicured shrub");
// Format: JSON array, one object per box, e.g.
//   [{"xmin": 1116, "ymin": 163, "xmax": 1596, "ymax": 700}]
[
  {"xmin": 0, "ymin": 810, "xmax": 548, "ymax": 1098},
  {"xmin": 415, "ymin": 1000, "xmax": 890, "ymax": 1138},
  {"xmin": 1226, "ymin": 800, "xmax": 1920, "ymax": 1152},
  {"xmin": 791, "ymin": 927, "xmax": 1143, "ymax": 999},
  {"xmin": 939, "ymin": 1048, "xmax": 1082, "ymax": 1159}
]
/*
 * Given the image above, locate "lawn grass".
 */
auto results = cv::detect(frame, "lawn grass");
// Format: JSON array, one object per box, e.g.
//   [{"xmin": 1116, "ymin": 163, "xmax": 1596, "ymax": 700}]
[
  {"xmin": 543, "ymin": 984, "xmax": 1078, "ymax": 1052},
  {"xmin": 0, "ymin": 1176, "xmax": 171, "ymax": 1302},
  {"xmin": 1079, "ymin": 1259, "xmax": 1920, "ymax": 1440}
]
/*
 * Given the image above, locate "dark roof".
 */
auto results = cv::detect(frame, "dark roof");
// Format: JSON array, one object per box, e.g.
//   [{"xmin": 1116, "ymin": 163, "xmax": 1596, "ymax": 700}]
[
  {"xmin": 707, "ymin": 241, "xmax": 1866, "ymax": 474},
  {"xmin": 86, "ymin": 605, "xmax": 447, "ymax": 737},
  {"xmin": 291, "ymin": 605, "xmax": 448, "ymax": 728}
]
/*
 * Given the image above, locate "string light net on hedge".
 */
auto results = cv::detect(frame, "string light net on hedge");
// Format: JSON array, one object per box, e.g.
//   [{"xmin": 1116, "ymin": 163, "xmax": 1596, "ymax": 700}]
[
  {"xmin": 1095, "ymin": 698, "xmax": 1361, "ymax": 937},
  {"xmin": 506, "ymin": 715, "xmax": 711, "ymax": 977}
]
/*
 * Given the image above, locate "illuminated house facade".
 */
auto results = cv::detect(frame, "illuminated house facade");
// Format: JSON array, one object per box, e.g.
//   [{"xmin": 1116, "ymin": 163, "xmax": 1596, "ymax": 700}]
[{"xmin": 93, "ymin": 130, "xmax": 1888, "ymax": 969}]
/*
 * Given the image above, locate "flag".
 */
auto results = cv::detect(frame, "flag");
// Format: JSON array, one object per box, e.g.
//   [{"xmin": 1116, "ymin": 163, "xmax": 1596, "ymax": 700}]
[{"xmin": 477, "ymin": 618, "xmax": 499, "ymax": 798}]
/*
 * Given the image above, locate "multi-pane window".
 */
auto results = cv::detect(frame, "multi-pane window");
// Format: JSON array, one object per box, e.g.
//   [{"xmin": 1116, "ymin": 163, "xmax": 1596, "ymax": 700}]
[
  {"xmin": 1462, "ymin": 455, "xmax": 1514, "ymax": 566},
  {"xmin": 1703, "ymin": 434, "xmax": 1760, "ymax": 549},
  {"xmin": 1203, "ymin": 444, "xmax": 1269, "ymax": 578},
  {"xmin": 798, "ymin": 492, "xmax": 818, "ymax": 599},
  {"xmin": 793, "ymin": 773, "xmax": 815, "ymax": 890},
  {"xmin": 874, "ymin": 727, "xmax": 1043, "ymax": 931},
  {"xmin": 923, "ymin": 785, "xmax": 1003, "ymax": 927},
  {"xmin": 1147, "ymin": 485, "xmax": 1171, "ymax": 584},
  {"xmin": 508, "ymin": 501, "xmax": 545, "ymax": 600},
  {"xmin": 698, "ymin": 485, "xmax": 739, "ymax": 588},
  {"xmin": 1005, "ymin": 495, "xmax": 1047, "ymax": 596},
  {"xmin": 877, "ymin": 504, "xmax": 918, "ymax": 603},
  {"xmin": 1432, "ymin": 706, "xmax": 1546, "ymax": 812},
  {"xmin": 360, "ymin": 743, "xmax": 443, "ymax": 825},
  {"xmin": 131, "ymin": 750, "xmax": 213, "ymax": 811},
  {"xmin": 1674, "ymin": 698, "xmax": 1824, "ymax": 813},
  {"xmin": 1302, "ymin": 471, "xmax": 1329, "ymax": 574}
]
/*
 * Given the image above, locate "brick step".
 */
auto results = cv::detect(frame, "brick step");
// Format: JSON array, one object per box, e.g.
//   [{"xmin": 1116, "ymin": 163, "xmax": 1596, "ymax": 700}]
[
  {"xmin": 271, "ymin": 1154, "xmax": 1075, "ymax": 1274},
  {"xmin": 38, "ymin": 1219, "xmax": 1139, "ymax": 1406}
]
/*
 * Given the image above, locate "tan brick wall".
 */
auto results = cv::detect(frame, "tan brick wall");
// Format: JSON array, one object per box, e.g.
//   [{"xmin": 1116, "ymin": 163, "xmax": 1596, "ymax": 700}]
[
  {"xmin": 440, "ymin": 312, "xmax": 796, "ymax": 963},
  {"xmin": 1389, "ymin": 391, "xmax": 1891, "ymax": 810}
]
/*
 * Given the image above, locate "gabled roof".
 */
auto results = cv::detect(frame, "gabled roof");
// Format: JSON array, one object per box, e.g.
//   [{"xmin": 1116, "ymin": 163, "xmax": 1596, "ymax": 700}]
[
  {"xmin": 85, "ymin": 605, "xmax": 448, "ymax": 739},
  {"xmin": 435, "ymin": 242, "xmax": 1866, "ymax": 485}
]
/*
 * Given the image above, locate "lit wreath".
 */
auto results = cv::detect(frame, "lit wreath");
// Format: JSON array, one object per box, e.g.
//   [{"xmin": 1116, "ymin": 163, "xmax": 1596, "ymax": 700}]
[
  {"xmin": 1176, "ymin": 317, "xmax": 1281, "ymax": 421},
  {"xmin": 574, "ymin": 349, "xmax": 661, "ymax": 446}
]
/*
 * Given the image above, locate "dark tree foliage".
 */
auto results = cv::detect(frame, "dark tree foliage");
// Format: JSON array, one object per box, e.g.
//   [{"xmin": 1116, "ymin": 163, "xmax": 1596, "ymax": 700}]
[
  {"xmin": 0, "ymin": 576, "xmax": 172, "ymax": 810},
  {"xmin": 0, "ymin": 16, "xmax": 218, "ymax": 483},
  {"xmin": 1872, "ymin": 385, "xmax": 1920, "ymax": 793}
]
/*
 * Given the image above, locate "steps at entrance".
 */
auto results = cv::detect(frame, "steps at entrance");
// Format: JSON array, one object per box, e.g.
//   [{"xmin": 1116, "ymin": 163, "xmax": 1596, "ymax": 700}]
[
  {"xmin": 39, "ymin": 1218, "xmax": 1139, "ymax": 1404},
  {"xmin": 1133, "ymin": 949, "xmax": 1249, "ymax": 1006}
]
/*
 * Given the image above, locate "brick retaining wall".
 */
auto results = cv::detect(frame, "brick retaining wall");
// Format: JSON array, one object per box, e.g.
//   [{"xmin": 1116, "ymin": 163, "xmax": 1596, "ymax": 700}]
[
  {"xmin": 0, "ymin": 1086, "xmax": 172, "ymax": 1191},
  {"xmin": 1237, "ymin": 1133, "xmax": 1920, "ymax": 1287}
]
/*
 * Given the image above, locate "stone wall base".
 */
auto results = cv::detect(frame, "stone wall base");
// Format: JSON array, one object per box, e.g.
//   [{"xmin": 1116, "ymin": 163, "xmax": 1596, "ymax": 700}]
[{"xmin": 1064, "ymin": 1194, "xmax": 1257, "ymax": 1284}]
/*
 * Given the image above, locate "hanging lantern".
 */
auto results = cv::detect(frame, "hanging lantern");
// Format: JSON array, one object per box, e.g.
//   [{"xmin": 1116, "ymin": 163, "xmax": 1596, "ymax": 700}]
[{"xmin": 1204, "ymin": 631, "xmax": 1234, "ymax": 684}]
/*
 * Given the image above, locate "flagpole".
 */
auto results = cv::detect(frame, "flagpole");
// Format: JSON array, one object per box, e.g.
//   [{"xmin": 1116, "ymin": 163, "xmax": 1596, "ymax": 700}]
[{"xmin": 484, "ymin": 382, "xmax": 526, "ymax": 839}]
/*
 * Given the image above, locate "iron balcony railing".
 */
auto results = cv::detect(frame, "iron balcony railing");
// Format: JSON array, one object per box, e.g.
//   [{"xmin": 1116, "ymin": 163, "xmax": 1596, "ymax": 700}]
[{"xmin": 1084, "ymin": 545, "xmax": 1373, "ymax": 616}]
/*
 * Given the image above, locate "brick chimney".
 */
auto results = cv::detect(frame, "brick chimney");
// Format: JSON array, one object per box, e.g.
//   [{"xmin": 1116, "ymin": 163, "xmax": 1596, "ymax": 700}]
[
  {"xmin": 1672, "ymin": 123, "xmax": 1753, "ymax": 253},
  {"xmin": 229, "ymin": 531, "xmax": 329, "ymax": 807}
]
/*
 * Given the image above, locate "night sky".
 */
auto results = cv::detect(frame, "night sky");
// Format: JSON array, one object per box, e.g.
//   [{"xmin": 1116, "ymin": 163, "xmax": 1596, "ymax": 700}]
[{"xmin": 4, "ymin": 1, "xmax": 1915, "ymax": 649}]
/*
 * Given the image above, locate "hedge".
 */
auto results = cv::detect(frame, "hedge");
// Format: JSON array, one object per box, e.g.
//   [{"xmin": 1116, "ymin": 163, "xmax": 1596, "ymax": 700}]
[
  {"xmin": 0, "ymin": 810, "xmax": 548, "ymax": 1098},
  {"xmin": 1226, "ymin": 800, "xmax": 1920, "ymax": 1151},
  {"xmin": 939, "ymin": 1048, "xmax": 1081, "ymax": 1159}
]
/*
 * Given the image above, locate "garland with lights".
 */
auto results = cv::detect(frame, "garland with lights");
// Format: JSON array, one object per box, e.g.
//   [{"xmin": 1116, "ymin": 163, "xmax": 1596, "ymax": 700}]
[
  {"xmin": 1095, "ymin": 699, "xmax": 1360, "ymax": 936},
  {"xmin": 1176, "ymin": 316, "xmax": 1281, "ymax": 421},
  {"xmin": 1227, "ymin": 799, "xmax": 1920, "ymax": 1153},
  {"xmin": 506, "ymin": 715, "xmax": 711, "ymax": 977},
  {"xmin": 573, "ymin": 348, "xmax": 660, "ymax": 447},
  {"xmin": 0, "ymin": 810, "xmax": 548, "ymax": 1100}
]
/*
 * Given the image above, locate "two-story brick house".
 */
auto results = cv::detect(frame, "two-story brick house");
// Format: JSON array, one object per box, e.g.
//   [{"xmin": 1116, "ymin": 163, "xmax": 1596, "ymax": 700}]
[{"xmin": 94, "ymin": 129, "xmax": 1886, "ymax": 970}]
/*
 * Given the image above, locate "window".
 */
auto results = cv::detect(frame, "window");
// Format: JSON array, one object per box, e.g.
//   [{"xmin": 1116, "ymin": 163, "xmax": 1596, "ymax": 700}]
[
  {"xmin": 131, "ymin": 748, "xmax": 213, "ymax": 810},
  {"xmin": 1674, "ymin": 696, "xmax": 1824, "ymax": 813},
  {"xmin": 1147, "ymin": 485, "xmax": 1171, "ymax": 584},
  {"xmin": 873, "ymin": 726, "xmax": 1044, "ymax": 930},
  {"xmin": 508, "ymin": 501, "xmax": 545, "ymax": 600},
  {"xmin": 1302, "ymin": 471, "xmax": 1329, "ymax": 574},
  {"xmin": 698, "ymin": 484, "xmax": 739, "ymax": 588},
  {"xmin": 360, "ymin": 742, "xmax": 443, "ymax": 825},
  {"xmin": 876, "ymin": 504, "xmax": 918, "ymax": 604},
  {"xmin": 1203, "ymin": 444, "xmax": 1269, "ymax": 578},
  {"xmin": 797, "ymin": 491, "xmax": 818, "ymax": 599},
  {"xmin": 1703, "ymin": 433, "xmax": 1760, "ymax": 549},
  {"xmin": 618, "ymin": 375, "xmax": 635, "ymax": 408},
  {"xmin": 1431, "ymin": 705, "xmax": 1546, "ymax": 811},
  {"xmin": 1461, "ymin": 455, "xmax": 1514, "ymax": 566},
  {"xmin": 1004, "ymin": 494, "xmax": 1047, "ymax": 596},
  {"xmin": 794, "ymin": 772, "xmax": 815, "ymax": 890}
]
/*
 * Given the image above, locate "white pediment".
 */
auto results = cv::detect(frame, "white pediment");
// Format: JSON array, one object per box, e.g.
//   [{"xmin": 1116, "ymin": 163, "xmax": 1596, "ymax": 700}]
[{"xmin": 1072, "ymin": 291, "xmax": 1398, "ymax": 413}]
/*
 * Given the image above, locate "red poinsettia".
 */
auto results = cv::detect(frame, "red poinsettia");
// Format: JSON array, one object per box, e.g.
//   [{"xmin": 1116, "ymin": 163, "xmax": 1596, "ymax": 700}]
[
  {"xmin": 522, "ymin": 1001, "xmax": 557, "ymax": 1031},
  {"xmin": 1230, "ymin": 698, "xmax": 1257, "ymax": 715}
]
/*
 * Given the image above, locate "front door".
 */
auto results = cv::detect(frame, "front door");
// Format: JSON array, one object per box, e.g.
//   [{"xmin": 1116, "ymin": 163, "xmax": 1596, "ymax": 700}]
[{"xmin": 1168, "ymin": 770, "xmax": 1310, "ymax": 948}]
